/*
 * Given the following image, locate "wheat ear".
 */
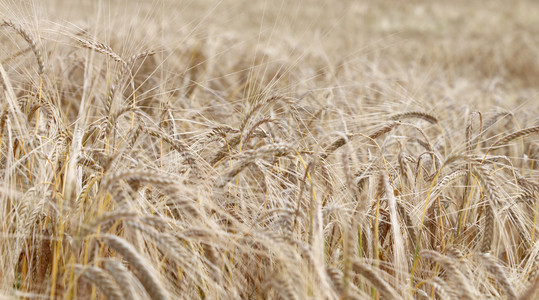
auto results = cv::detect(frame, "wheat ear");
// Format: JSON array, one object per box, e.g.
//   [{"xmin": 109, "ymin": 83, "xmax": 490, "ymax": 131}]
[
  {"xmin": 262, "ymin": 276, "xmax": 299, "ymax": 300},
  {"xmin": 76, "ymin": 265, "xmax": 125, "ymax": 300},
  {"xmin": 102, "ymin": 235, "xmax": 169, "ymax": 300},
  {"xmin": 77, "ymin": 38, "xmax": 126, "ymax": 65},
  {"xmin": 77, "ymin": 37, "xmax": 126, "ymax": 119},
  {"xmin": 486, "ymin": 125, "xmax": 539, "ymax": 154},
  {"xmin": 104, "ymin": 260, "xmax": 138, "ymax": 300},
  {"xmin": 518, "ymin": 277, "xmax": 539, "ymax": 300},
  {"xmin": 420, "ymin": 250, "xmax": 476, "ymax": 300},
  {"xmin": 472, "ymin": 165, "xmax": 502, "ymax": 252},
  {"xmin": 478, "ymin": 253, "xmax": 517, "ymax": 300},
  {"xmin": 389, "ymin": 111, "xmax": 438, "ymax": 124},
  {"xmin": 351, "ymin": 261, "xmax": 401, "ymax": 300},
  {"xmin": 1, "ymin": 19, "xmax": 45, "ymax": 74}
]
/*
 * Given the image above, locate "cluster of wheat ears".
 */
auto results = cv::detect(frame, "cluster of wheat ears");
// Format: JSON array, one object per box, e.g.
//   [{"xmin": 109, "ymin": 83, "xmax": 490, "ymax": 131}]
[{"xmin": 0, "ymin": 7, "xmax": 538, "ymax": 300}]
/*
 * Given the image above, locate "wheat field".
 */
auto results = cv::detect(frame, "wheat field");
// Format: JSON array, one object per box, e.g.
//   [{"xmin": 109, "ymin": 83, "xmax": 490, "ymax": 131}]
[{"xmin": 0, "ymin": 0, "xmax": 538, "ymax": 299}]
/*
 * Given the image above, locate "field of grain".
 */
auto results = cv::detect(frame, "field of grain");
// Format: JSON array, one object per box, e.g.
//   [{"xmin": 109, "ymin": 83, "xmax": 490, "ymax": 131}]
[{"xmin": 1, "ymin": 0, "xmax": 538, "ymax": 299}]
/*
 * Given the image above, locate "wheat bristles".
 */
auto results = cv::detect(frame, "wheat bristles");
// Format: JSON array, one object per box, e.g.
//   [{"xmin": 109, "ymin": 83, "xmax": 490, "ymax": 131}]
[{"xmin": 142, "ymin": 127, "xmax": 200, "ymax": 175}]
